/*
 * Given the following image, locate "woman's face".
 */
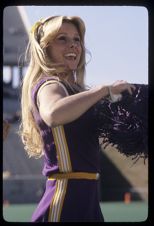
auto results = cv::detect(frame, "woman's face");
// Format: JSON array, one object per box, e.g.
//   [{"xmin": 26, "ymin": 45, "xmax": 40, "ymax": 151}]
[{"xmin": 47, "ymin": 22, "xmax": 82, "ymax": 71}]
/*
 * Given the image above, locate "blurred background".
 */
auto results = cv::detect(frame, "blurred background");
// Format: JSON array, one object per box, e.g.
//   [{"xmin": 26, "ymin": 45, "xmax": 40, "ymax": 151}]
[{"xmin": 3, "ymin": 6, "xmax": 148, "ymax": 222}]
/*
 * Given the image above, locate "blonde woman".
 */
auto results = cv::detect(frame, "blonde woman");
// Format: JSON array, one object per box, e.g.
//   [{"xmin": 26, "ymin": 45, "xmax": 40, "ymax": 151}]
[{"xmin": 19, "ymin": 16, "xmax": 138, "ymax": 222}]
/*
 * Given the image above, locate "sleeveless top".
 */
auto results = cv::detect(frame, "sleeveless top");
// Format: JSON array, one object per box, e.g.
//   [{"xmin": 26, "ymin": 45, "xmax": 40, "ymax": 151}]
[{"xmin": 31, "ymin": 77, "xmax": 100, "ymax": 177}]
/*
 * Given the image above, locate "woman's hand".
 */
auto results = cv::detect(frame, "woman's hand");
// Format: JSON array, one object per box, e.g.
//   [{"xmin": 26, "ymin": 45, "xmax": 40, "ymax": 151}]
[{"xmin": 110, "ymin": 80, "xmax": 136, "ymax": 95}]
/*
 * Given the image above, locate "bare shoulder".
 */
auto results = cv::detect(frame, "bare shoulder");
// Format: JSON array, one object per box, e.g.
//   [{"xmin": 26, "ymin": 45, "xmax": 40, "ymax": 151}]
[{"xmin": 37, "ymin": 81, "xmax": 69, "ymax": 107}]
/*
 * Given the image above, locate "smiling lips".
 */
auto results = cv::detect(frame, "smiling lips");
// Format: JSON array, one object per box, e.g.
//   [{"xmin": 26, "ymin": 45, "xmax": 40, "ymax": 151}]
[{"xmin": 64, "ymin": 52, "xmax": 77, "ymax": 60}]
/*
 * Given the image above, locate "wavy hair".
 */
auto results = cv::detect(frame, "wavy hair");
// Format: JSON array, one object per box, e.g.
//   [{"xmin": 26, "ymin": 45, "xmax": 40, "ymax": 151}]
[{"xmin": 19, "ymin": 16, "xmax": 86, "ymax": 158}]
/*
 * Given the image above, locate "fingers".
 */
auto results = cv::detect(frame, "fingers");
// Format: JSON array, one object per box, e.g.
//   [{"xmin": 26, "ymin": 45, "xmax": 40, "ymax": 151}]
[
  {"xmin": 127, "ymin": 85, "xmax": 133, "ymax": 95},
  {"xmin": 102, "ymin": 142, "xmax": 118, "ymax": 150},
  {"xmin": 127, "ymin": 83, "xmax": 136, "ymax": 95},
  {"xmin": 117, "ymin": 80, "xmax": 136, "ymax": 95},
  {"xmin": 103, "ymin": 142, "xmax": 110, "ymax": 149},
  {"xmin": 130, "ymin": 84, "xmax": 136, "ymax": 91},
  {"xmin": 112, "ymin": 80, "xmax": 136, "ymax": 95}
]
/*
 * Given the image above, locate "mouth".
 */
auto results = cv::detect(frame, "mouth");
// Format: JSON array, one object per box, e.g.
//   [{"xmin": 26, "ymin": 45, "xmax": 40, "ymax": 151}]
[{"xmin": 64, "ymin": 53, "xmax": 77, "ymax": 61}]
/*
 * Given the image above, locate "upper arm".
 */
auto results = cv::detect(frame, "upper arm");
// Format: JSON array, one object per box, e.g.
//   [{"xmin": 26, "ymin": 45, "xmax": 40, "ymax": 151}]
[{"xmin": 37, "ymin": 81, "xmax": 68, "ymax": 126}]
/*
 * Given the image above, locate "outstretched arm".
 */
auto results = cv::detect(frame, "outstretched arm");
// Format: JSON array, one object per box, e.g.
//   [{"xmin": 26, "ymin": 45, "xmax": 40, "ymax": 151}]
[{"xmin": 38, "ymin": 80, "xmax": 135, "ymax": 127}]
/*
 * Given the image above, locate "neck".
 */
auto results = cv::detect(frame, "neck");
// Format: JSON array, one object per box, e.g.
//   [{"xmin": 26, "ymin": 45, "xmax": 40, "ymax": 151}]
[
  {"xmin": 53, "ymin": 69, "xmax": 77, "ymax": 86},
  {"xmin": 67, "ymin": 71, "xmax": 75, "ymax": 84},
  {"xmin": 57, "ymin": 70, "xmax": 75, "ymax": 84}
]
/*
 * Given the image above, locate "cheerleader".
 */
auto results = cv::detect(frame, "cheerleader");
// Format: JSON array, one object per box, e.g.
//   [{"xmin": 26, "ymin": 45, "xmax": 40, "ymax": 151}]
[{"xmin": 19, "ymin": 15, "xmax": 148, "ymax": 222}]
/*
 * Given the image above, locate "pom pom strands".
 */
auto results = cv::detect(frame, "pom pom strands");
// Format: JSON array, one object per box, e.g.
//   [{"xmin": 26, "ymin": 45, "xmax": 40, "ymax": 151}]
[{"xmin": 94, "ymin": 84, "xmax": 148, "ymax": 162}]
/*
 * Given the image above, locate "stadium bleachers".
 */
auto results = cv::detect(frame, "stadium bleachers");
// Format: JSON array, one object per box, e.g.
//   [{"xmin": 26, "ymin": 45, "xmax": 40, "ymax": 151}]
[{"xmin": 3, "ymin": 91, "xmax": 45, "ymax": 203}]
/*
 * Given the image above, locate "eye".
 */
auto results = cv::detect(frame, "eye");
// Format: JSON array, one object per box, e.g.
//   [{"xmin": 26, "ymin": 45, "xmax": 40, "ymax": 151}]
[
  {"xmin": 56, "ymin": 36, "xmax": 67, "ymax": 44},
  {"xmin": 74, "ymin": 37, "xmax": 81, "ymax": 44}
]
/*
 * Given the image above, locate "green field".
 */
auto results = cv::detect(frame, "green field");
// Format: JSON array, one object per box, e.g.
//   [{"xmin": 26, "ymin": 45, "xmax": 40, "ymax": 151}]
[{"xmin": 3, "ymin": 201, "xmax": 148, "ymax": 222}]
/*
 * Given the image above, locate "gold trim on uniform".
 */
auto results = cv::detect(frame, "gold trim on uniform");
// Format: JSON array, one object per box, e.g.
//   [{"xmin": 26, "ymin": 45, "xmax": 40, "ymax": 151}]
[
  {"xmin": 49, "ymin": 125, "xmax": 72, "ymax": 221},
  {"xmin": 48, "ymin": 179, "xmax": 68, "ymax": 222},
  {"xmin": 48, "ymin": 172, "xmax": 100, "ymax": 180},
  {"xmin": 52, "ymin": 126, "xmax": 72, "ymax": 172}
]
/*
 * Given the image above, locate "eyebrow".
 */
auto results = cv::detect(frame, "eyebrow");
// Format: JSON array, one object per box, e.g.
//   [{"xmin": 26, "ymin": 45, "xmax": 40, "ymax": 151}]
[{"xmin": 57, "ymin": 32, "xmax": 80, "ymax": 37}]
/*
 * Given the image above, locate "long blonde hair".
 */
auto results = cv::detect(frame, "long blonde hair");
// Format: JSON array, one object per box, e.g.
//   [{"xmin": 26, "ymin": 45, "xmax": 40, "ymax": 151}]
[{"xmin": 19, "ymin": 16, "xmax": 86, "ymax": 158}]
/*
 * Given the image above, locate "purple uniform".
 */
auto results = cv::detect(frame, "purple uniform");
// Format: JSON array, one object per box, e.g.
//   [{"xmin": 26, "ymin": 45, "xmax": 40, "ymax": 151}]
[{"xmin": 31, "ymin": 77, "xmax": 104, "ymax": 222}]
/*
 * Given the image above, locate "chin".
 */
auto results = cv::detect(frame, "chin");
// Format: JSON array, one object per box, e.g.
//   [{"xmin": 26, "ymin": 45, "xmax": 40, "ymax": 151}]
[
  {"xmin": 66, "ymin": 64, "xmax": 78, "ymax": 71},
  {"xmin": 69, "ymin": 67, "xmax": 78, "ymax": 71}
]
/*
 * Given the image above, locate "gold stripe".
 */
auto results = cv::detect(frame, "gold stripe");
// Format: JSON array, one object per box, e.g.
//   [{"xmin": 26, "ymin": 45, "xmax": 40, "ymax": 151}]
[
  {"xmin": 52, "ymin": 126, "xmax": 72, "ymax": 172},
  {"xmin": 49, "ymin": 179, "xmax": 68, "ymax": 222},
  {"xmin": 54, "ymin": 180, "xmax": 67, "ymax": 222},
  {"xmin": 54, "ymin": 127, "xmax": 65, "ymax": 172},
  {"xmin": 48, "ymin": 172, "xmax": 99, "ymax": 180},
  {"xmin": 51, "ymin": 180, "xmax": 61, "ymax": 221},
  {"xmin": 61, "ymin": 126, "xmax": 72, "ymax": 171},
  {"xmin": 57, "ymin": 180, "xmax": 68, "ymax": 222},
  {"xmin": 48, "ymin": 180, "xmax": 58, "ymax": 222},
  {"xmin": 52, "ymin": 128, "xmax": 63, "ymax": 171},
  {"xmin": 56, "ymin": 127, "xmax": 68, "ymax": 171}
]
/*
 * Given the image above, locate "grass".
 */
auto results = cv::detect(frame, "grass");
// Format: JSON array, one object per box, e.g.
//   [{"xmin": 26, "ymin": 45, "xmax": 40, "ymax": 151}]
[
  {"xmin": 3, "ymin": 201, "xmax": 148, "ymax": 222},
  {"xmin": 100, "ymin": 201, "xmax": 148, "ymax": 222}
]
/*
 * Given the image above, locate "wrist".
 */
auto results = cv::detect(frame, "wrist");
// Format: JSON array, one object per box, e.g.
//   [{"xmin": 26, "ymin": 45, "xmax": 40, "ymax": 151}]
[{"xmin": 107, "ymin": 86, "xmax": 122, "ymax": 103}]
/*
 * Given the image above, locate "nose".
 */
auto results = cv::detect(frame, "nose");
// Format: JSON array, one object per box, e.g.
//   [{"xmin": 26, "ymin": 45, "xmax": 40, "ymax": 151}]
[{"xmin": 69, "ymin": 40, "xmax": 77, "ymax": 48}]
